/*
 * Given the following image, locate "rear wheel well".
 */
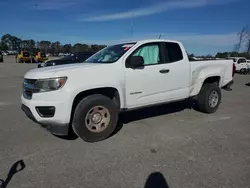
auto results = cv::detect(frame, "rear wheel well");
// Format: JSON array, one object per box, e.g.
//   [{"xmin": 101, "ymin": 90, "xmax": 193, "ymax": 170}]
[
  {"xmin": 203, "ymin": 76, "xmax": 221, "ymax": 86},
  {"xmin": 70, "ymin": 88, "xmax": 120, "ymax": 124}
]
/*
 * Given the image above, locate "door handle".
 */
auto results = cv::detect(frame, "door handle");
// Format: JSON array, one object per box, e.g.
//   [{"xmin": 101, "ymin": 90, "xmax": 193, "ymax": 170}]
[{"xmin": 159, "ymin": 69, "xmax": 170, "ymax": 74}]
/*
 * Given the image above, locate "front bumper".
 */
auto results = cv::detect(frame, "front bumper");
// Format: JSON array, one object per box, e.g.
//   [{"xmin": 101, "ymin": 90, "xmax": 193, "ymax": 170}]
[
  {"xmin": 21, "ymin": 95, "xmax": 71, "ymax": 135},
  {"xmin": 21, "ymin": 104, "xmax": 69, "ymax": 135}
]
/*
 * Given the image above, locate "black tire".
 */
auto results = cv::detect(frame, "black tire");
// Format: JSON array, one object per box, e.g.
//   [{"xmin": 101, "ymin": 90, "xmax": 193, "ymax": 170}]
[
  {"xmin": 244, "ymin": 69, "xmax": 249, "ymax": 75},
  {"xmin": 196, "ymin": 83, "xmax": 221, "ymax": 114},
  {"xmin": 240, "ymin": 69, "xmax": 244, "ymax": 74},
  {"xmin": 72, "ymin": 94, "xmax": 118, "ymax": 142}
]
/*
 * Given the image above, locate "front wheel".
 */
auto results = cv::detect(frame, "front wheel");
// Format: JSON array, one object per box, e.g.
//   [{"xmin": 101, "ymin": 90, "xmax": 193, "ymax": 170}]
[
  {"xmin": 244, "ymin": 68, "xmax": 249, "ymax": 75},
  {"xmin": 196, "ymin": 83, "xmax": 221, "ymax": 114},
  {"xmin": 72, "ymin": 94, "xmax": 118, "ymax": 142}
]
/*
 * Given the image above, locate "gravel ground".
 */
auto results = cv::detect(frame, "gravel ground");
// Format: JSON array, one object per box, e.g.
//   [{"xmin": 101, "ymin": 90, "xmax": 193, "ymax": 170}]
[{"xmin": 0, "ymin": 56, "xmax": 250, "ymax": 188}]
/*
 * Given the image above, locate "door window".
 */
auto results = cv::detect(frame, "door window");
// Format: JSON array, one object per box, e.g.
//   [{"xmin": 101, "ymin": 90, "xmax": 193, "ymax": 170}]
[
  {"xmin": 164, "ymin": 42, "xmax": 183, "ymax": 63},
  {"xmin": 132, "ymin": 43, "xmax": 161, "ymax": 65}
]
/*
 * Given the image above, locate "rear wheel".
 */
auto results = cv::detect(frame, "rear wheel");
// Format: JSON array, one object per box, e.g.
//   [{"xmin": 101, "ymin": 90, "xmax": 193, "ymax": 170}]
[
  {"xmin": 72, "ymin": 94, "xmax": 118, "ymax": 142},
  {"xmin": 244, "ymin": 68, "xmax": 249, "ymax": 75},
  {"xmin": 196, "ymin": 83, "xmax": 221, "ymax": 114},
  {"xmin": 240, "ymin": 69, "xmax": 245, "ymax": 74}
]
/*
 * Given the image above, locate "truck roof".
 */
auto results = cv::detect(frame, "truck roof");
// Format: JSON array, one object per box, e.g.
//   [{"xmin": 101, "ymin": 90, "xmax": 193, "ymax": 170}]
[
  {"xmin": 116, "ymin": 39, "xmax": 181, "ymax": 45},
  {"xmin": 136, "ymin": 39, "xmax": 181, "ymax": 44}
]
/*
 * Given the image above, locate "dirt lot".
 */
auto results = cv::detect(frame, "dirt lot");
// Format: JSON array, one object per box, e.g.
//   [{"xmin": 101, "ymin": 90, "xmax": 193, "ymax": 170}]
[{"xmin": 0, "ymin": 56, "xmax": 250, "ymax": 188}]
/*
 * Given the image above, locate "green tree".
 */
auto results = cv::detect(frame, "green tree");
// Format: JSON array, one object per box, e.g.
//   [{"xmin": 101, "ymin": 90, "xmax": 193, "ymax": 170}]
[
  {"xmin": 61, "ymin": 44, "xmax": 72, "ymax": 53},
  {"xmin": 230, "ymin": 51, "xmax": 239, "ymax": 57},
  {"xmin": 51, "ymin": 41, "xmax": 61, "ymax": 55},
  {"xmin": 215, "ymin": 52, "xmax": 223, "ymax": 58},
  {"xmin": 39, "ymin": 41, "xmax": 51, "ymax": 53},
  {"xmin": 0, "ymin": 42, "xmax": 8, "ymax": 50},
  {"xmin": 72, "ymin": 43, "xmax": 83, "ymax": 52},
  {"xmin": 1, "ymin": 34, "xmax": 12, "ymax": 49},
  {"xmin": 81, "ymin": 44, "xmax": 90, "ymax": 51}
]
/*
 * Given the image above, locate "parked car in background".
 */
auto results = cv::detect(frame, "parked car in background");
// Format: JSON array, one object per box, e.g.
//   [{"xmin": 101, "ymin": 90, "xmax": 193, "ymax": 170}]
[
  {"xmin": 37, "ymin": 52, "xmax": 96, "ymax": 68},
  {"xmin": 58, "ymin": 53, "xmax": 65, "ymax": 57},
  {"xmin": 16, "ymin": 51, "xmax": 32, "ymax": 63},
  {"xmin": 1, "ymin": 51, "xmax": 9, "ymax": 56},
  {"xmin": 0, "ymin": 51, "xmax": 3, "ymax": 62},
  {"xmin": 22, "ymin": 39, "xmax": 235, "ymax": 142},
  {"xmin": 227, "ymin": 57, "xmax": 249, "ymax": 74},
  {"xmin": 7, "ymin": 50, "xmax": 17, "ymax": 55}
]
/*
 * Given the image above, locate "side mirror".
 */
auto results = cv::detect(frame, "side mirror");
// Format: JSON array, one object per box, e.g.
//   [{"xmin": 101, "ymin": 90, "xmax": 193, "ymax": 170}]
[{"xmin": 127, "ymin": 56, "xmax": 144, "ymax": 68}]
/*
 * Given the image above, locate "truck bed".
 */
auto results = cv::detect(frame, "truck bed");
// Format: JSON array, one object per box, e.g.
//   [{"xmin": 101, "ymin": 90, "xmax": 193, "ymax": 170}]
[{"xmin": 190, "ymin": 59, "xmax": 233, "ymax": 91}]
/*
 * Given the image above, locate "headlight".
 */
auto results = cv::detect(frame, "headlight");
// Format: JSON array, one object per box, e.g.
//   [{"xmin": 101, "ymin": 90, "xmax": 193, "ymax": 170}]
[{"xmin": 33, "ymin": 77, "xmax": 67, "ymax": 93}]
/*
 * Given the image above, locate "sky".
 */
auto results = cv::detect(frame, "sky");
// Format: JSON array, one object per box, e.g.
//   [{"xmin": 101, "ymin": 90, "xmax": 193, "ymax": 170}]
[{"xmin": 0, "ymin": 0, "xmax": 249, "ymax": 55}]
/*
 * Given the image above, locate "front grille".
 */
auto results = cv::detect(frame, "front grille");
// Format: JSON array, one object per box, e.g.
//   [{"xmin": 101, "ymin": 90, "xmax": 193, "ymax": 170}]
[{"xmin": 23, "ymin": 79, "xmax": 37, "ymax": 99}]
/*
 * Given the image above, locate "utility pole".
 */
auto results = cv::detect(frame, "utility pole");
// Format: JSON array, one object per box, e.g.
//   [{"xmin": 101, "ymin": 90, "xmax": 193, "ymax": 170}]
[{"xmin": 131, "ymin": 12, "xmax": 134, "ymax": 39}]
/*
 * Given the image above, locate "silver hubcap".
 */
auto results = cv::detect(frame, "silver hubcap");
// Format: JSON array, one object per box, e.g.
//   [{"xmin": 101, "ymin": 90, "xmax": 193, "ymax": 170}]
[
  {"xmin": 208, "ymin": 91, "xmax": 219, "ymax": 108},
  {"xmin": 85, "ymin": 106, "xmax": 110, "ymax": 133}
]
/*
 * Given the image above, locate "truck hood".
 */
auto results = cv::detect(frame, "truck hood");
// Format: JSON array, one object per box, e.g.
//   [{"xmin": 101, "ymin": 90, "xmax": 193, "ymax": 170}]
[{"xmin": 24, "ymin": 63, "xmax": 102, "ymax": 79}]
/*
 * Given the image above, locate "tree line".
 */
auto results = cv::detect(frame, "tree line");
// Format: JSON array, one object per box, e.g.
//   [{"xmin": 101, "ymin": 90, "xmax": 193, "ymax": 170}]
[
  {"xmin": 0, "ymin": 34, "xmax": 107, "ymax": 55},
  {"xmin": 1, "ymin": 25, "xmax": 250, "ymax": 58},
  {"xmin": 215, "ymin": 51, "xmax": 250, "ymax": 59}
]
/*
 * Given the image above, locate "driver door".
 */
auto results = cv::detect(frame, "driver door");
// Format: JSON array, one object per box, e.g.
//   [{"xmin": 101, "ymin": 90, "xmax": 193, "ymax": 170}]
[{"xmin": 125, "ymin": 42, "xmax": 169, "ymax": 108}]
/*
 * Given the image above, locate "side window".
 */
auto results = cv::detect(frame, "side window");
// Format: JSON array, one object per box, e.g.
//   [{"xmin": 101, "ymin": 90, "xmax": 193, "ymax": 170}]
[
  {"xmin": 131, "ymin": 43, "xmax": 161, "ymax": 65},
  {"xmin": 164, "ymin": 42, "xmax": 183, "ymax": 63}
]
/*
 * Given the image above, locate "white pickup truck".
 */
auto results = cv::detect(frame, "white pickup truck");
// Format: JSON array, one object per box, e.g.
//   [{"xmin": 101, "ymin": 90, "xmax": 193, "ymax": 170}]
[
  {"xmin": 228, "ymin": 57, "xmax": 249, "ymax": 74},
  {"xmin": 21, "ymin": 39, "xmax": 234, "ymax": 142}
]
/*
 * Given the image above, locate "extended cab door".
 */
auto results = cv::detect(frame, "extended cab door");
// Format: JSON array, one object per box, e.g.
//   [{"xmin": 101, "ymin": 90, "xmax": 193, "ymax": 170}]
[{"xmin": 124, "ymin": 41, "xmax": 190, "ymax": 108}]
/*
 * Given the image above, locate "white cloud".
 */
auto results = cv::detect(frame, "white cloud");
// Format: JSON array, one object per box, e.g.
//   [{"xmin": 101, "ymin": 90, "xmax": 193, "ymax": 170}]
[{"xmin": 78, "ymin": 0, "xmax": 239, "ymax": 22}]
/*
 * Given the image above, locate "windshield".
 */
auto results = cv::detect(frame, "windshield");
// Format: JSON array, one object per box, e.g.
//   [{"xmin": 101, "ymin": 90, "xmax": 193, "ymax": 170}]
[
  {"xmin": 85, "ymin": 43, "xmax": 136, "ymax": 63},
  {"xmin": 40, "ymin": 52, "xmax": 46, "ymax": 57},
  {"xmin": 23, "ymin": 52, "xmax": 30, "ymax": 57}
]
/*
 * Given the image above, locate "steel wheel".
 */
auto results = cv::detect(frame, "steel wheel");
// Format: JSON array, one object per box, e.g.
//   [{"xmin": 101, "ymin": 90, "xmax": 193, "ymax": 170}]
[
  {"xmin": 85, "ymin": 105, "xmax": 111, "ymax": 133},
  {"xmin": 208, "ymin": 90, "xmax": 219, "ymax": 108}
]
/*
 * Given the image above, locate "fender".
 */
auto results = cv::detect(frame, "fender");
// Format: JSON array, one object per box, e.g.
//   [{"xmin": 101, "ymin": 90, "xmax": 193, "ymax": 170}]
[
  {"xmin": 189, "ymin": 65, "xmax": 225, "ymax": 96},
  {"xmin": 69, "ymin": 82, "xmax": 125, "ymax": 109}
]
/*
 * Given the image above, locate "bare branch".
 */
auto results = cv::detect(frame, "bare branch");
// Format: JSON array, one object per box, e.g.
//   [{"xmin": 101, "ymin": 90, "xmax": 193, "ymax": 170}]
[{"xmin": 236, "ymin": 26, "xmax": 250, "ymax": 52}]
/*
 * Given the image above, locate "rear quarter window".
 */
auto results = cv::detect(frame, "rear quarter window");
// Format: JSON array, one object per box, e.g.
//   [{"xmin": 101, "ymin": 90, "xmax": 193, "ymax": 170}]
[{"xmin": 165, "ymin": 42, "xmax": 183, "ymax": 63}]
